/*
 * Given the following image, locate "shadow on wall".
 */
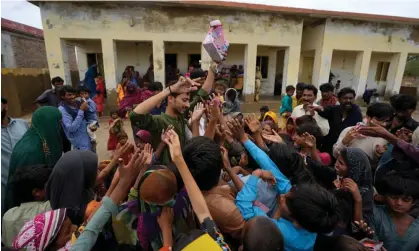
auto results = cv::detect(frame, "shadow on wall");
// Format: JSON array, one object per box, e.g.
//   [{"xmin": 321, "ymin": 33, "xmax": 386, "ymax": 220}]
[{"xmin": 1, "ymin": 68, "xmax": 80, "ymax": 117}]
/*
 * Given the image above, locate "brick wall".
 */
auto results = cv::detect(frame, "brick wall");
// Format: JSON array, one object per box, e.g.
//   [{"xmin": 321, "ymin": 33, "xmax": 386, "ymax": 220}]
[{"xmin": 10, "ymin": 33, "xmax": 48, "ymax": 68}]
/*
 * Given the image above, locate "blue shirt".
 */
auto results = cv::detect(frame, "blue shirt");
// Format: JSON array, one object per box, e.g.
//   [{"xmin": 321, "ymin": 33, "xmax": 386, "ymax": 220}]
[
  {"xmin": 280, "ymin": 95, "xmax": 293, "ymax": 114},
  {"xmin": 236, "ymin": 175, "xmax": 316, "ymax": 251},
  {"xmin": 1, "ymin": 118, "xmax": 29, "ymax": 212},
  {"xmin": 58, "ymin": 105, "xmax": 91, "ymax": 150},
  {"xmin": 237, "ymin": 140, "xmax": 316, "ymax": 251},
  {"xmin": 85, "ymin": 98, "xmax": 98, "ymax": 125}
]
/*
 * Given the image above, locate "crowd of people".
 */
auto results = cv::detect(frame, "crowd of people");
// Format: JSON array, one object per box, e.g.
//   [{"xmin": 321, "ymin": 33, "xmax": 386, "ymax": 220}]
[{"xmin": 1, "ymin": 54, "xmax": 419, "ymax": 251}]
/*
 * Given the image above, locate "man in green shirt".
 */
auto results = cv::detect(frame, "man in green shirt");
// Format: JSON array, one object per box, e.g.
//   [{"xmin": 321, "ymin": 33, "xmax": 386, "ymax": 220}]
[{"xmin": 130, "ymin": 63, "xmax": 217, "ymax": 164}]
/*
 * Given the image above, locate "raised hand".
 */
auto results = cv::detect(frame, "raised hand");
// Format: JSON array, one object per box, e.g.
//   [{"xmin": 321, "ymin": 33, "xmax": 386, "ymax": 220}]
[
  {"xmin": 142, "ymin": 143, "xmax": 154, "ymax": 166},
  {"xmin": 118, "ymin": 148, "xmax": 146, "ymax": 189},
  {"xmin": 170, "ymin": 77, "xmax": 201, "ymax": 94},
  {"xmin": 226, "ymin": 117, "xmax": 246, "ymax": 142},
  {"xmin": 163, "ymin": 129, "xmax": 182, "ymax": 160},
  {"xmin": 302, "ymin": 132, "xmax": 316, "ymax": 148},
  {"xmin": 161, "ymin": 125, "xmax": 174, "ymax": 144},
  {"xmin": 113, "ymin": 142, "xmax": 133, "ymax": 161},
  {"xmin": 262, "ymin": 129, "xmax": 284, "ymax": 144},
  {"xmin": 244, "ymin": 113, "xmax": 261, "ymax": 134},
  {"xmin": 342, "ymin": 178, "xmax": 361, "ymax": 202},
  {"xmin": 220, "ymin": 146, "xmax": 231, "ymax": 169},
  {"xmin": 342, "ymin": 127, "xmax": 365, "ymax": 146},
  {"xmin": 157, "ymin": 207, "xmax": 174, "ymax": 231},
  {"xmin": 395, "ymin": 127, "xmax": 413, "ymax": 142},
  {"xmin": 190, "ymin": 102, "xmax": 206, "ymax": 123}
]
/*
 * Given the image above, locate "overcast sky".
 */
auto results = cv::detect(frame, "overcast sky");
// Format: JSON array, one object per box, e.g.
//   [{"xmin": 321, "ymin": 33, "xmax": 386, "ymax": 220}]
[{"xmin": 1, "ymin": 0, "xmax": 418, "ymax": 30}]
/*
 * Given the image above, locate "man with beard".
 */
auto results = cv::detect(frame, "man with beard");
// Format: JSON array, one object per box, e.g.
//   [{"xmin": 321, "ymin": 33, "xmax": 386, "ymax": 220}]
[
  {"xmin": 314, "ymin": 87, "xmax": 363, "ymax": 156},
  {"xmin": 291, "ymin": 84, "xmax": 330, "ymax": 136},
  {"xmin": 1, "ymin": 97, "xmax": 29, "ymax": 213},
  {"xmin": 389, "ymin": 94, "xmax": 419, "ymax": 135},
  {"xmin": 130, "ymin": 62, "xmax": 217, "ymax": 165}
]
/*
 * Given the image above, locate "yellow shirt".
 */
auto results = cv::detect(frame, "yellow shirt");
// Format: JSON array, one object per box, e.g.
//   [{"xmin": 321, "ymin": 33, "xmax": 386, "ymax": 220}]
[{"xmin": 292, "ymin": 95, "xmax": 303, "ymax": 109}]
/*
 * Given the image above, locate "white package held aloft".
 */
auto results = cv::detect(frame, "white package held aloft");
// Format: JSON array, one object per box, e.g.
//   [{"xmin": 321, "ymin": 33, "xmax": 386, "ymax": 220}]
[{"xmin": 203, "ymin": 20, "xmax": 229, "ymax": 62}]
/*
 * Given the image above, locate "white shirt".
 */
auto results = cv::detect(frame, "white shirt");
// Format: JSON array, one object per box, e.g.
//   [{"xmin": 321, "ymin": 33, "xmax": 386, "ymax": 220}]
[{"xmin": 291, "ymin": 103, "xmax": 330, "ymax": 136}]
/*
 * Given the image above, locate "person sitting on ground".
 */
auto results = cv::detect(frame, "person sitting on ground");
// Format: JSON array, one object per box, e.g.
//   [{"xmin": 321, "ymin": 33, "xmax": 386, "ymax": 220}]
[
  {"xmin": 389, "ymin": 94, "xmax": 419, "ymax": 134},
  {"xmin": 279, "ymin": 85, "xmax": 295, "ymax": 129},
  {"xmin": 291, "ymin": 84, "xmax": 330, "ymax": 136},
  {"xmin": 58, "ymin": 85, "xmax": 92, "ymax": 150},
  {"xmin": 318, "ymin": 83, "xmax": 339, "ymax": 107},
  {"xmin": 2, "ymin": 165, "xmax": 53, "ymax": 247}
]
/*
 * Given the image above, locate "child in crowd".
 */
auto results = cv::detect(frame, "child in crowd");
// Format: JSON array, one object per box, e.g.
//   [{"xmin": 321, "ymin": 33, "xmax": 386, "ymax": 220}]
[
  {"xmin": 262, "ymin": 111, "xmax": 278, "ymax": 126},
  {"xmin": 78, "ymin": 86, "xmax": 99, "ymax": 152},
  {"xmin": 279, "ymin": 85, "xmax": 295, "ymax": 129},
  {"xmin": 107, "ymin": 111, "xmax": 124, "ymax": 156},
  {"xmin": 139, "ymin": 82, "xmax": 153, "ymax": 103},
  {"xmin": 223, "ymin": 88, "xmax": 240, "ymax": 114},
  {"xmin": 214, "ymin": 81, "xmax": 228, "ymax": 103},
  {"xmin": 116, "ymin": 131, "xmax": 134, "ymax": 165},
  {"xmin": 282, "ymin": 117, "xmax": 296, "ymax": 139},
  {"xmin": 258, "ymin": 105, "xmax": 269, "ymax": 122}
]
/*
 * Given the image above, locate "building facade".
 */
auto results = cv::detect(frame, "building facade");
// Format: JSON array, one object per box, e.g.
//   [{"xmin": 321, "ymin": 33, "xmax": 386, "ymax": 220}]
[{"xmin": 37, "ymin": 1, "xmax": 419, "ymax": 110}]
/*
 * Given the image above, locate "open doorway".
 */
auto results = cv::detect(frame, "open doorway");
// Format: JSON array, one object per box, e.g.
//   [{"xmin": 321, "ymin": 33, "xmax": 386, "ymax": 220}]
[
  {"xmin": 188, "ymin": 54, "xmax": 201, "ymax": 68},
  {"xmin": 165, "ymin": 54, "xmax": 177, "ymax": 69}
]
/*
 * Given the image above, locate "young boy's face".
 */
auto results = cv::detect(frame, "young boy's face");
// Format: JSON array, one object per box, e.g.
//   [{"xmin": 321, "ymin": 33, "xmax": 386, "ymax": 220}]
[
  {"xmin": 262, "ymin": 124, "xmax": 273, "ymax": 135},
  {"xmin": 287, "ymin": 89, "xmax": 295, "ymax": 97},
  {"xmin": 111, "ymin": 113, "xmax": 118, "ymax": 120},
  {"xmin": 385, "ymin": 194, "xmax": 413, "ymax": 214},
  {"xmin": 294, "ymin": 133, "xmax": 305, "ymax": 147},
  {"xmin": 215, "ymin": 85, "xmax": 226, "ymax": 96},
  {"xmin": 80, "ymin": 91, "xmax": 89, "ymax": 99}
]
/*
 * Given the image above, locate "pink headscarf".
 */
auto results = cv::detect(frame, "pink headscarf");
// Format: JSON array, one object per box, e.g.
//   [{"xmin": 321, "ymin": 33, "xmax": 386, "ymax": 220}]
[
  {"xmin": 136, "ymin": 130, "xmax": 152, "ymax": 144},
  {"xmin": 13, "ymin": 208, "xmax": 71, "ymax": 251}
]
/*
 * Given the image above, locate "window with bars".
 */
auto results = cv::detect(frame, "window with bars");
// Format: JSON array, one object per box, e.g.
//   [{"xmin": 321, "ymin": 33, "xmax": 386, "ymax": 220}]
[{"xmin": 375, "ymin": 61, "xmax": 390, "ymax": 81}]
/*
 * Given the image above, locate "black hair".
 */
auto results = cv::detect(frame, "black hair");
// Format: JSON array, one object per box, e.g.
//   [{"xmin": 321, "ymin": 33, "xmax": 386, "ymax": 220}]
[
  {"xmin": 366, "ymin": 102, "xmax": 394, "ymax": 120},
  {"xmin": 226, "ymin": 89, "xmax": 237, "ymax": 102},
  {"xmin": 334, "ymin": 189, "xmax": 355, "ymax": 230},
  {"xmin": 286, "ymin": 183, "xmax": 339, "ymax": 234},
  {"xmin": 286, "ymin": 85, "xmax": 296, "ymax": 92},
  {"xmin": 59, "ymin": 85, "xmax": 77, "ymax": 98},
  {"xmin": 183, "ymin": 137, "xmax": 222, "ymax": 190},
  {"xmin": 376, "ymin": 171, "xmax": 419, "ymax": 199},
  {"xmin": 296, "ymin": 82, "xmax": 306, "ymax": 90},
  {"xmin": 295, "ymin": 115, "xmax": 316, "ymax": 126},
  {"xmin": 1, "ymin": 97, "xmax": 7, "ymax": 104},
  {"xmin": 260, "ymin": 106, "xmax": 269, "ymax": 112},
  {"xmin": 314, "ymin": 235, "xmax": 367, "ymax": 251},
  {"xmin": 148, "ymin": 82, "xmax": 163, "ymax": 92},
  {"xmin": 319, "ymin": 83, "xmax": 334, "ymax": 93},
  {"xmin": 296, "ymin": 123, "xmax": 323, "ymax": 142},
  {"xmin": 77, "ymin": 86, "xmax": 91, "ymax": 94},
  {"xmin": 303, "ymin": 85, "xmax": 318, "ymax": 96},
  {"xmin": 51, "ymin": 76, "xmax": 64, "ymax": 85},
  {"xmin": 109, "ymin": 110, "xmax": 118, "ymax": 116},
  {"xmin": 243, "ymin": 216, "xmax": 284, "ymax": 251},
  {"xmin": 190, "ymin": 68, "xmax": 205, "ymax": 79},
  {"xmin": 277, "ymin": 133, "xmax": 294, "ymax": 148},
  {"xmin": 268, "ymin": 143, "xmax": 313, "ymax": 185},
  {"xmin": 337, "ymin": 87, "xmax": 356, "ymax": 99},
  {"xmin": 390, "ymin": 94, "xmax": 417, "ymax": 111},
  {"xmin": 9, "ymin": 165, "xmax": 53, "ymax": 204}
]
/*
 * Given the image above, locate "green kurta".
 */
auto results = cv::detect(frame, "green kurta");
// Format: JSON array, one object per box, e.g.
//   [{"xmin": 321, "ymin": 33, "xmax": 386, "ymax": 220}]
[{"xmin": 130, "ymin": 88, "xmax": 209, "ymax": 165}]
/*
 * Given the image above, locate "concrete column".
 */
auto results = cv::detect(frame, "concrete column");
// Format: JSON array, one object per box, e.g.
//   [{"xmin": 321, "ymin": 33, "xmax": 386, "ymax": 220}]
[
  {"xmin": 385, "ymin": 52, "xmax": 408, "ymax": 97},
  {"xmin": 311, "ymin": 47, "xmax": 333, "ymax": 87},
  {"xmin": 101, "ymin": 39, "xmax": 118, "ymax": 90},
  {"xmin": 282, "ymin": 45, "xmax": 301, "ymax": 94},
  {"xmin": 44, "ymin": 36, "xmax": 70, "ymax": 86},
  {"xmin": 243, "ymin": 43, "xmax": 257, "ymax": 102},
  {"xmin": 200, "ymin": 45, "xmax": 212, "ymax": 71},
  {"xmin": 75, "ymin": 46, "xmax": 88, "ymax": 79},
  {"xmin": 152, "ymin": 40, "xmax": 165, "ymax": 85},
  {"xmin": 353, "ymin": 50, "xmax": 372, "ymax": 97},
  {"xmin": 265, "ymin": 48, "xmax": 277, "ymax": 95}
]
